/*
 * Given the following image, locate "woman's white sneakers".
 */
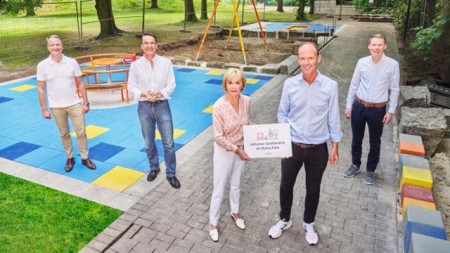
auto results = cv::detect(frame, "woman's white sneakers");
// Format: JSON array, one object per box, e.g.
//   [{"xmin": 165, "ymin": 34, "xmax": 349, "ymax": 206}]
[
  {"xmin": 231, "ymin": 212, "xmax": 246, "ymax": 230},
  {"xmin": 209, "ymin": 225, "xmax": 219, "ymax": 242}
]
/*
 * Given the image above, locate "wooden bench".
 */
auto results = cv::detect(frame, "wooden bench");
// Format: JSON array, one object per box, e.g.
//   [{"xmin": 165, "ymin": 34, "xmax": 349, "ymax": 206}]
[
  {"xmin": 75, "ymin": 53, "xmax": 136, "ymax": 103},
  {"xmin": 75, "ymin": 53, "xmax": 136, "ymax": 68},
  {"xmin": 81, "ymin": 67, "xmax": 130, "ymax": 103}
]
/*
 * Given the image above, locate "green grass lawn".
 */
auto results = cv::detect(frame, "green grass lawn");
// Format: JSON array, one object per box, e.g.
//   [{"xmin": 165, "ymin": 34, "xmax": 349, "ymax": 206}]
[
  {"xmin": 0, "ymin": 1, "xmax": 304, "ymax": 69},
  {"xmin": 0, "ymin": 172, "xmax": 122, "ymax": 252}
]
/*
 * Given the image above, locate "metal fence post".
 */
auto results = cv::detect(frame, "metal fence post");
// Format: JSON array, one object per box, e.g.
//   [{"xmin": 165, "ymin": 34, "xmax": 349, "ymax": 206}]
[{"xmin": 142, "ymin": 0, "xmax": 145, "ymax": 35}]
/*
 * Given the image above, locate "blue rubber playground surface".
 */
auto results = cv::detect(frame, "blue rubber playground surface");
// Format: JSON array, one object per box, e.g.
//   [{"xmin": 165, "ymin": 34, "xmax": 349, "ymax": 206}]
[{"xmin": 0, "ymin": 67, "xmax": 274, "ymax": 192}]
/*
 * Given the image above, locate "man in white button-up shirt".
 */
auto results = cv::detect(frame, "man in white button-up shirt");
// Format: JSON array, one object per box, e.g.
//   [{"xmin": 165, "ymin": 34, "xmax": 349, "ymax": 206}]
[
  {"xmin": 343, "ymin": 33, "xmax": 400, "ymax": 185},
  {"xmin": 128, "ymin": 33, "xmax": 180, "ymax": 189}
]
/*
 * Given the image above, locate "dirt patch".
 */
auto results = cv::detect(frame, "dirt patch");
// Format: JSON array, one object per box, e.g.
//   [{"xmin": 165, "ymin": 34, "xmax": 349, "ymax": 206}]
[
  {"xmin": 0, "ymin": 35, "xmax": 294, "ymax": 83},
  {"xmin": 429, "ymin": 154, "xmax": 450, "ymax": 239},
  {"xmin": 158, "ymin": 35, "xmax": 294, "ymax": 66},
  {"xmin": 0, "ymin": 67, "xmax": 36, "ymax": 83}
]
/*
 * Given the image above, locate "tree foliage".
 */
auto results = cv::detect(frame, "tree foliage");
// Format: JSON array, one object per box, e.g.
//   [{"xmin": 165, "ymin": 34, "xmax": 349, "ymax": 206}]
[
  {"xmin": 410, "ymin": 17, "xmax": 447, "ymax": 55},
  {"xmin": 392, "ymin": 0, "xmax": 450, "ymax": 80},
  {"xmin": 5, "ymin": 0, "xmax": 43, "ymax": 16},
  {"xmin": 292, "ymin": 0, "xmax": 306, "ymax": 20}
]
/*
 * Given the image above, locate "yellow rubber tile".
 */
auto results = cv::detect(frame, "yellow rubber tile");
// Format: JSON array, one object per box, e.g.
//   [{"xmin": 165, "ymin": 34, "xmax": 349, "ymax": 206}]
[
  {"xmin": 10, "ymin": 84, "xmax": 36, "ymax": 92},
  {"xmin": 402, "ymin": 197, "xmax": 436, "ymax": 219},
  {"xmin": 71, "ymin": 125, "xmax": 109, "ymax": 140},
  {"xmin": 93, "ymin": 166, "xmax": 144, "ymax": 192},
  {"xmin": 156, "ymin": 128, "xmax": 185, "ymax": 140},
  {"xmin": 399, "ymin": 165, "xmax": 433, "ymax": 192},
  {"xmin": 246, "ymin": 78, "xmax": 259, "ymax": 84},
  {"xmin": 207, "ymin": 69, "xmax": 224, "ymax": 76},
  {"xmin": 203, "ymin": 104, "xmax": 214, "ymax": 113}
]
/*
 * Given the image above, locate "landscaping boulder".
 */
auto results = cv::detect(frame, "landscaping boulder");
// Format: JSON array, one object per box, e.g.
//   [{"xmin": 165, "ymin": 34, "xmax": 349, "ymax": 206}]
[
  {"xmin": 399, "ymin": 107, "xmax": 447, "ymax": 157},
  {"xmin": 435, "ymin": 138, "xmax": 450, "ymax": 157},
  {"xmin": 399, "ymin": 85, "xmax": 430, "ymax": 107},
  {"xmin": 170, "ymin": 56, "xmax": 190, "ymax": 66}
]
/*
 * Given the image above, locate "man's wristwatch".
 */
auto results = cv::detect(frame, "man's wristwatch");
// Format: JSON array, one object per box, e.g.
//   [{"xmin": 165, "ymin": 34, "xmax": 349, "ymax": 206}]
[{"xmin": 84, "ymin": 103, "xmax": 90, "ymax": 106}]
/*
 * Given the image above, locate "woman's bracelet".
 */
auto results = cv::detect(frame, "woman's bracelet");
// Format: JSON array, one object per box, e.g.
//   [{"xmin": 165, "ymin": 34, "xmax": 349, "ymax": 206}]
[{"xmin": 235, "ymin": 147, "xmax": 240, "ymax": 154}]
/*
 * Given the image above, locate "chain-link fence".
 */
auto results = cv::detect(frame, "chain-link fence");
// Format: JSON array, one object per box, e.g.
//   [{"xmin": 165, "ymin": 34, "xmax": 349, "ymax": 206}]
[
  {"xmin": 0, "ymin": 0, "xmax": 298, "ymax": 67},
  {"xmin": 0, "ymin": 0, "xmax": 210, "ymax": 66}
]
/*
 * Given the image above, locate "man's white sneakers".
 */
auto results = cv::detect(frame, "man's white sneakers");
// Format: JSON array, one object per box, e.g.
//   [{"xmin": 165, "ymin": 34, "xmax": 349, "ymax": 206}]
[
  {"xmin": 269, "ymin": 219, "xmax": 319, "ymax": 245},
  {"xmin": 303, "ymin": 222, "xmax": 319, "ymax": 245},
  {"xmin": 268, "ymin": 219, "xmax": 292, "ymax": 239}
]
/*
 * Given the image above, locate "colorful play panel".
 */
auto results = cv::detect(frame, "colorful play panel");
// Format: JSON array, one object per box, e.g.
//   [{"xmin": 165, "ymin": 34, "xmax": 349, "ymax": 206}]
[
  {"xmin": 0, "ymin": 66, "xmax": 274, "ymax": 192},
  {"xmin": 403, "ymin": 205, "xmax": 447, "ymax": 253},
  {"xmin": 408, "ymin": 233, "xmax": 450, "ymax": 253},
  {"xmin": 399, "ymin": 133, "xmax": 426, "ymax": 157},
  {"xmin": 398, "ymin": 165, "xmax": 433, "ymax": 192}
]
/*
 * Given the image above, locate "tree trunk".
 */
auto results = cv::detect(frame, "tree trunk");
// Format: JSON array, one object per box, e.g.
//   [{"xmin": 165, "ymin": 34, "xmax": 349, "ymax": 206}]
[
  {"xmin": 276, "ymin": 0, "xmax": 284, "ymax": 12},
  {"xmin": 25, "ymin": 5, "xmax": 36, "ymax": 16},
  {"xmin": 185, "ymin": 0, "xmax": 198, "ymax": 22},
  {"xmin": 201, "ymin": 0, "xmax": 207, "ymax": 19},
  {"xmin": 373, "ymin": 0, "xmax": 380, "ymax": 8},
  {"xmin": 296, "ymin": 0, "xmax": 306, "ymax": 20},
  {"xmin": 439, "ymin": 0, "xmax": 450, "ymax": 81},
  {"xmin": 309, "ymin": 0, "xmax": 315, "ymax": 14},
  {"xmin": 425, "ymin": 0, "xmax": 435, "ymax": 28},
  {"xmin": 150, "ymin": 0, "xmax": 159, "ymax": 9},
  {"xmin": 95, "ymin": 0, "xmax": 122, "ymax": 39}
]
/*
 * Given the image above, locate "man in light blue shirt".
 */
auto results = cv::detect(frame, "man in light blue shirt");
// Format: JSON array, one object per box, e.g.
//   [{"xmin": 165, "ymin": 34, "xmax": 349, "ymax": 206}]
[
  {"xmin": 343, "ymin": 33, "xmax": 400, "ymax": 185},
  {"xmin": 268, "ymin": 42, "xmax": 343, "ymax": 246}
]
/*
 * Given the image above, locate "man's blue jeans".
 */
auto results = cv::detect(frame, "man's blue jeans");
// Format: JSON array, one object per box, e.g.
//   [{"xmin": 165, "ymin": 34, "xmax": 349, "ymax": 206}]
[
  {"xmin": 351, "ymin": 102, "xmax": 386, "ymax": 172},
  {"xmin": 138, "ymin": 100, "xmax": 177, "ymax": 177}
]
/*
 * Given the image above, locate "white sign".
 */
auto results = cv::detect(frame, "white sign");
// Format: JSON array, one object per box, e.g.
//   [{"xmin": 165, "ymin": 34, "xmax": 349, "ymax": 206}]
[{"xmin": 243, "ymin": 123, "xmax": 292, "ymax": 158}]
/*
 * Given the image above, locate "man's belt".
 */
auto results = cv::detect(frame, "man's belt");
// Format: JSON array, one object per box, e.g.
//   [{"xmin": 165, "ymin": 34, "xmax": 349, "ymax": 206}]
[
  {"xmin": 355, "ymin": 97, "xmax": 386, "ymax": 108},
  {"xmin": 293, "ymin": 142, "xmax": 323, "ymax": 149}
]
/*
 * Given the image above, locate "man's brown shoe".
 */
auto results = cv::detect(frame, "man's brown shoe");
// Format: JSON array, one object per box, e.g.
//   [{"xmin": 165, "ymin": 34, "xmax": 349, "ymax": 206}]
[
  {"xmin": 65, "ymin": 158, "xmax": 75, "ymax": 172},
  {"xmin": 82, "ymin": 158, "xmax": 96, "ymax": 170}
]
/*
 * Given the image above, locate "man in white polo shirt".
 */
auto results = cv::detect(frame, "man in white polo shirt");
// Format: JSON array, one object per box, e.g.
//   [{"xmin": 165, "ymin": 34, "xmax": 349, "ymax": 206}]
[{"xmin": 37, "ymin": 35, "xmax": 96, "ymax": 172}]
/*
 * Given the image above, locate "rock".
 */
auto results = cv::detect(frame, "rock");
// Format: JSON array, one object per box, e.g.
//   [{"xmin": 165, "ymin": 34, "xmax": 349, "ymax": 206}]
[
  {"xmin": 170, "ymin": 56, "xmax": 190, "ymax": 66},
  {"xmin": 206, "ymin": 61, "xmax": 224, "ymax": 69},
  {"xmin": 242, "ymin": 65, "xmax": 258, "ymax": 73},
  {"xmin": 399, "ymin": 86, "xmax": 431, "ymax": 107},
  {"xmin": 224, "ymin": 62, "xmax": 244, "ymax": 70},
  {"xmin": 187, "ymin": 61, "xmax": 206, "ymax": 67},
  {"xmin": 399, "ymin": 107, "xmax": 448, "ymax": 157},
  {"xmin": 278, "ymin": 55, "xmax": 298, "ymax": 75},
  {"xmin": 435, "ymin": 138, "xmax": 450, "ymax": 157},
  {"xmin": 259, "ymin": 64, "xmax": 280, "ymax": 75}
]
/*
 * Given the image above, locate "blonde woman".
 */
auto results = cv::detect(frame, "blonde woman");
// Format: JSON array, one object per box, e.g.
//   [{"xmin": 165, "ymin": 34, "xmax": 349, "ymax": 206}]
[{"xmin": 209, "ymin": 68, "xmax": 251, "ymax": 242}]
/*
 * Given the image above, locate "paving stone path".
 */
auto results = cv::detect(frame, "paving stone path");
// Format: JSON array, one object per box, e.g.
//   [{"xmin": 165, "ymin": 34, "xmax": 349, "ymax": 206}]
[{"xmin": 82, "ymin": 19, "xmax": 400, "ymax": 253}]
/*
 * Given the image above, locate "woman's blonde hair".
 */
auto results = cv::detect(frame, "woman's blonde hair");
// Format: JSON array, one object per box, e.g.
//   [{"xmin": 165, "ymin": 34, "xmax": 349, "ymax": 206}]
[{"xmin": 221, "ymin": 68, "xmax": 246, "ymax": 92}]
